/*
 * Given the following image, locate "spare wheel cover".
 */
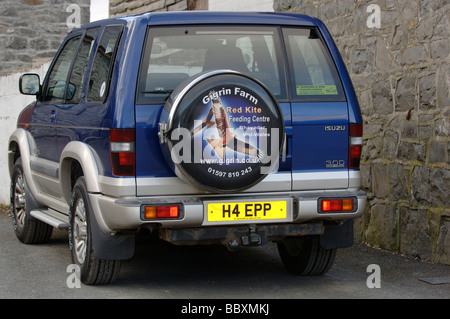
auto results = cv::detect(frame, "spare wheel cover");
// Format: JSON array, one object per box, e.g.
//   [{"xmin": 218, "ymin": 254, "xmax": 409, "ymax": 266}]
[{"xmin": 159, "ymin": 70, "xmax": 284, "ymax": 193}]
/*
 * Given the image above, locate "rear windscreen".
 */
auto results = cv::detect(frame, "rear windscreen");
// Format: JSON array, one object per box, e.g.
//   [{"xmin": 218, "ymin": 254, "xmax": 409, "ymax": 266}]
[
  {"xmin": 137, "ymin": 25, "xmax": 285, "ymax": 104},
  {"xmin": 136, "ymin": 25, "xmax": 345, "ymax": 104}
]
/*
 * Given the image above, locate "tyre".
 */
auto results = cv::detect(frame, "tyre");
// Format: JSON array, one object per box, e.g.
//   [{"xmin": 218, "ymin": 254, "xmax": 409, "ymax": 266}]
[
  {"xmin": 159, "ymin": 70, "xmax": 284, "ymax": 193},
  {"xmin": 10, "ymin": 158, "xmax": 53, "ymax": 244},
  {"xmin": 277, "ymin": 235, "xmax": 336, "ymax": 276},
  {"xmin": 68, "ymin": 177, "xmax": 121, "ymax": 285}
]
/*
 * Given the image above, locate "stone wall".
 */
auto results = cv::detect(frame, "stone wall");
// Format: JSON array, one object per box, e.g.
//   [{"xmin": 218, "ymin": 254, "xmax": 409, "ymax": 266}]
[
  {"xmin": 0, "ymin": 0, "xmax": 90, "ymax": 76},
  {"xmin": 274, "ymin": 0, "xmax": 449, "ymax": 264}
]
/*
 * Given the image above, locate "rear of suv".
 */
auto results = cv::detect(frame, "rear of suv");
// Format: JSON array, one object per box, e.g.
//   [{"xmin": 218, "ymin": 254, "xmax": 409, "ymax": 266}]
[{"xmin": 9, "ymin": 11, "xmax": 366, "ymax": 285}]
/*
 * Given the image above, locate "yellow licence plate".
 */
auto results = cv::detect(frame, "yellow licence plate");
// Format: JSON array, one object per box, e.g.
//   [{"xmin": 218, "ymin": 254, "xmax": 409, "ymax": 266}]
[{"xmin": 207, "ymin": 201, "xmax": 287, "ymax": 222}]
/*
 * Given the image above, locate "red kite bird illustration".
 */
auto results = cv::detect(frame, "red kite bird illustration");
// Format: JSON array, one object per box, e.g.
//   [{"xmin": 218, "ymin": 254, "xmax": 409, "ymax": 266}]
[{"xmin": 191, "ymin": 92, "xmax": 263, "ymax": 160}]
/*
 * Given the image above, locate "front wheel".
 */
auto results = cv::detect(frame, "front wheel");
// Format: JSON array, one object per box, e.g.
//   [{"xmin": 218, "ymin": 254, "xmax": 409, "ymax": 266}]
[
  {"xmin": 10, "ymin": 158, "xmax": 52, "ymax": 244},
  {"xmin": 68, "ymin": 177, "xmax": 121, "ymax": 285},
  {"xmin": 277, "ymin": 235, "xmax": 336, "ymax": 276}
]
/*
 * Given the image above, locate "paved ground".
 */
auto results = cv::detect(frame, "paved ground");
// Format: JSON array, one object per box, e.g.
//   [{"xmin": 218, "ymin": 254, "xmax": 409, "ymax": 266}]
[{"xmin": 0, "ymin": 208, "xmax": 449, "ymax": 302}]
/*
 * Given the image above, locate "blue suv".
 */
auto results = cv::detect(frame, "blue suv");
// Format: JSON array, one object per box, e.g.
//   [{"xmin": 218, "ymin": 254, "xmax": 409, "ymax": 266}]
[{"xmin": 9, "ymin": 11, "xmax": 366, "ymax": 284}]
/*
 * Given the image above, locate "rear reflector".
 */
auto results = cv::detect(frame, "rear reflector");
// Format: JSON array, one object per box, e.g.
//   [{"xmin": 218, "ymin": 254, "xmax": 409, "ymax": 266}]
[
  {"xmin": 143, "ymin": 205, "xmax": 180, "ymax": 219},
  {"xmin": 319, "ymin": 198, "xmax": 355, "ymax": 213}
]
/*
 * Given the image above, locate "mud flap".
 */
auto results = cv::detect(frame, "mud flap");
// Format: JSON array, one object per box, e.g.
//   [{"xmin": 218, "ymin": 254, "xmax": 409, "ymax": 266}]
[
  {"xmin": 320, "ymin": 219, "xmax": 354, "ymax": 249},
  {"xmin": 88, "ymin": 204, "xmax": 135, "ymax": 261},
  {"xmin": 23, "ymin": 175, "xmax": 41, "ymax": 222}
]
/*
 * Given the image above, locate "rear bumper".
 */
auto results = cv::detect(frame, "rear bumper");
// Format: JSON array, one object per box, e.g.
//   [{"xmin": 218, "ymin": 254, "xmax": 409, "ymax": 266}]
[{"xmin": 91, "ymin": 189, "xmax": 367, "ymax": 234}]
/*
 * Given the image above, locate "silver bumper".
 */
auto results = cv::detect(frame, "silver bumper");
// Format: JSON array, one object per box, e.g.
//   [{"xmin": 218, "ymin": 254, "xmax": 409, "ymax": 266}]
[{"xmin": 91, "ymin": 189, "xmax": 367, "ymax": 234}]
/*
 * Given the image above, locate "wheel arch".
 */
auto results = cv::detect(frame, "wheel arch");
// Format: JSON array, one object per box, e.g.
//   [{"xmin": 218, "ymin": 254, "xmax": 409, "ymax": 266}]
[
  {"xmin": 8, "ymin": 140, "xmax": 20, "ymax": 178},
  {"xmin": 60, "ymin": 141, "xmax": 102, "ymax": 204},
  {"xmin": 8, "ymin": 129, "xmax": 34, "ymax": 179}
]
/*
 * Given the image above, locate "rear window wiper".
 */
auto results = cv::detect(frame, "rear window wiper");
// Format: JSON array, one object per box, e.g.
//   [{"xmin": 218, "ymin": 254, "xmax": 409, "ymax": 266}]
[{"xmin": 143, "ymin": 88, "xmax": 174, "ymax": 94}]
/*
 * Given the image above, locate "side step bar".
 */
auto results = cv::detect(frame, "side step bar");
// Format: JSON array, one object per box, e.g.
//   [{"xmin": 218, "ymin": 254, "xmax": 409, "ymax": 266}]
[{"xmin": 30, "ymin": 209, "xmax": 69, "ymax": 230}]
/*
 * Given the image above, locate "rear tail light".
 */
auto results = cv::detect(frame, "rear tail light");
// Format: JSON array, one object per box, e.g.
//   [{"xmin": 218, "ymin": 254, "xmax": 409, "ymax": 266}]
[
  {"xmin": 349, "ymin": 124, "xmax": 363, "ymax": 169},
  {"xmin": 110, "ymin": 128, "xmax": 135, "ymax": 176},
  {"xmin": 319, "ymin": 198, "xmax": 356, "ymax": 213},
  {"xmin": 143, "ymin": 205, "xmax": 180, "ymax": 219}
]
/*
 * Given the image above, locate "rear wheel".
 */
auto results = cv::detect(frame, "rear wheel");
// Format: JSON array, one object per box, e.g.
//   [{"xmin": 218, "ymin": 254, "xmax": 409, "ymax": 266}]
[
  {"xmin": 10, "ymin": 158, "xmax": 52, "ymax": 244},
  {"xmin": 277, "ymin": 235, "xmax": 336, "ymax": 276},
  {"xmin": 69, "ymin": 177, "xmax": 121, "ymax": 285}
]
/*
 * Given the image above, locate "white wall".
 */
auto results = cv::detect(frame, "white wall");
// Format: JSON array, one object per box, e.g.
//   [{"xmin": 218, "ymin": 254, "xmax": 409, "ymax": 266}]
[
  {"xmin": 209, "ymin": 0, "xmax": 274, "ymax": 12},
  {"xmin": 0, "ymin": 62, "xmax": 51, "ymax": 205},
  {"xmin": 90, "ymin": 0, "xmax": 109, "ymax": 22}
]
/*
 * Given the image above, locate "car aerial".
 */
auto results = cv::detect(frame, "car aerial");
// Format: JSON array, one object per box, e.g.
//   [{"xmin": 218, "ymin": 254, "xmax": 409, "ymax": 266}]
[{"xmin": 9, "ymin": 11, "xmax": 366, "ymax": 285}]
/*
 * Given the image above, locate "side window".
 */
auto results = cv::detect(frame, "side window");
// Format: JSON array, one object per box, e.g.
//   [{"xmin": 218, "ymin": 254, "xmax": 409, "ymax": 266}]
[
  {"xmin": 67, "ymin": 27, "xmax": 100, "ymax": 104},
  {"xmin": 283, "ymin": 28, "xmax": 345, "ymax": 101},
  {"xmin": 45, "ymin": 36, "xmax": 81, "ymax": 101},
  {"xmin": 87, "ymin": 25, "xmax": 123, "ymax": 103}
]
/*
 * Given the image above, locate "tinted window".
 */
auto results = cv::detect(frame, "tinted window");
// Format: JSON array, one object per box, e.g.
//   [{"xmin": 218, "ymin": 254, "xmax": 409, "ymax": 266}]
[
  {"xmin": 45, "ymin": 36, "xmax": 80, "ymax": 101},
  {"xmin": 67, "ymin": 28, "xmax": 100, "ymax": 104},
  {"xmin": 283, "ymin": 28, "xmax": 345, "ymax": 101},
  {"xmin": 87, "ymin": 25, "xmax": 123, "ymax": 103},
  {"xmin": 138, "ymin": 26, "xmax": 285, "ymax": 104}
]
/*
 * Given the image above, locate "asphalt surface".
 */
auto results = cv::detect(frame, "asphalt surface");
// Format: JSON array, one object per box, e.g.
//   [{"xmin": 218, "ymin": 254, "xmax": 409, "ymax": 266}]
[{"xmin": 0, "ymin": 208, "xmax": 449, "ymax": 301}]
